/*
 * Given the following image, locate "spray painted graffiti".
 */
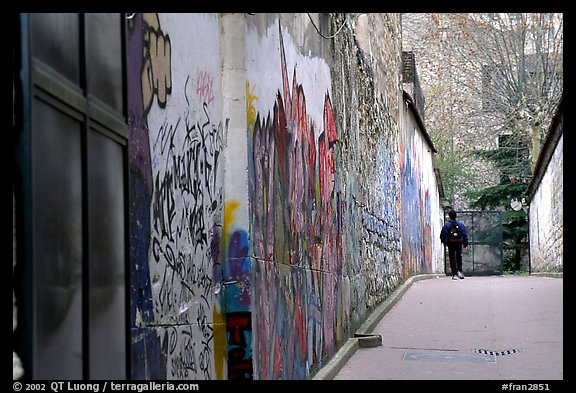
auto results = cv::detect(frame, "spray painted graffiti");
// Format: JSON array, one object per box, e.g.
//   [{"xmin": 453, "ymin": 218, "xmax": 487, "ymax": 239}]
[
  {"xmin": 129, "ymin": 13, "xmax": 224, "ymax": 380},
  {"xmin": 141, "ymin": 13, "xmax": 172, "ymax": 113},
  {"xmin": 247, "ymin": 22, "xmax": 345, "ymax": 379},
  {"xmin": 221, "ymin": 201, "xmax": 253, "ymax": 379},
  {"xmin": 226, "ymin": 311, "xmax": 252, "ymax": 379},
  {"xmin": 400, "ymin": 142, "xmax": 433, "ymax": 276},
  {"xmin": 149, "ymin": 99, "xmax": 222, "ymax": 324},
  {"xmin": 128, "ymin": 12, "xmax": 167, "ymax": 380}
]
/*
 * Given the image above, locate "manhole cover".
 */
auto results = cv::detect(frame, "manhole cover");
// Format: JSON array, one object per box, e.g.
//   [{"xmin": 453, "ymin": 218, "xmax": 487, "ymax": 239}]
[{"xmin": 402, "ymin": 352, "xmax": 496, "ymax": 363}]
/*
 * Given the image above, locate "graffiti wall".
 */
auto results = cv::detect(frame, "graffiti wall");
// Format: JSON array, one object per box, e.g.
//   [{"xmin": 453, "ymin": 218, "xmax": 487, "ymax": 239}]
[
  {"xmin": 125, "ymin": 12, "xmax": 443, "ymax": 380},
  {"xmin": 246, "ymin": 20, "xmax": 346, "ymax": 379},
  {"xmin": 128, "ymin": 13, "xmax": 226, "ymax": 380},
  {"xmin": 330, "ymin": 13, "xmax": 405, "ymax": 328},
  {"xmin": 245, "ymin": 14, "xmax": 408, "ymax": 379},
  {"xmin": 220, "ymin": 201, "xmax": 252, "ymax": 379},
  {"xmin": 399, "ymin": 99, "xmax": 443, "ymax": 276}
]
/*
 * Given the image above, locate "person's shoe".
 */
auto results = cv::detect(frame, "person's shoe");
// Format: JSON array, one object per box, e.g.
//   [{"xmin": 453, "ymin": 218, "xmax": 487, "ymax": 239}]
[
  {"xmin": 452, "ymin": 275, "xmax": 458, "ymax": 280},
  {"xmin": 457, "ymin": 271, "xmax": 465, "ymax": 279}
]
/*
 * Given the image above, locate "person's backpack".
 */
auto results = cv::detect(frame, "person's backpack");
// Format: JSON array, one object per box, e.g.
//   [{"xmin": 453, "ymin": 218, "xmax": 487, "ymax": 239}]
[{"xmin": 447, "ymin": 221, "xmax": 463, "ymax": 244}]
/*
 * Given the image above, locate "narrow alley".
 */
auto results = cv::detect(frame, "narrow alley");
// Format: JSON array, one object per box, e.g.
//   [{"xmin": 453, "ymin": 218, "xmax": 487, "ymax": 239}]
[
  {"xmin": 328, "ymin": 275, "xmax": 563, "ymax": 380},
  {"xmin": 13, "ymin": 13, "xmax": 562, "ymax": 382}
]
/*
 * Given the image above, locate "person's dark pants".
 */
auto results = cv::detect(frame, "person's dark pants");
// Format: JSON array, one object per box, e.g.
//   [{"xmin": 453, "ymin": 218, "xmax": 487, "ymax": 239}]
[{"xmin": 448, "ymin": 245, "xmax": 463, "ymax": 276}]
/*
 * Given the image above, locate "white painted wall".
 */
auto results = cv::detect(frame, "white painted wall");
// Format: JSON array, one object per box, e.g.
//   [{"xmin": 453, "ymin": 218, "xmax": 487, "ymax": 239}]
[
  {"xmin": 246, "ymin": 21, "xmax": 332, "ymax": 139},
  {"xmin": 529, "ymin": 134, "xmax": 563, "ymax": 273},
  {"xmin": 146, "ymin": 13, "xmax": 223, "ymax": 380}
]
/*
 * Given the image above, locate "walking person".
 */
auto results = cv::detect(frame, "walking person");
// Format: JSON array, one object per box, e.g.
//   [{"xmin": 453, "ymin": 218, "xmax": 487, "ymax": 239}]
[{"xmin": 440, "ymin": 209, "xmax": 469, "ymax": 280}]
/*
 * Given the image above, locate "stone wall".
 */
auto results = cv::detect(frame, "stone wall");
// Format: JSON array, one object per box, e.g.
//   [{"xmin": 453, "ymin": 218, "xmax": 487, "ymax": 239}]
[{"xmin": 528, "ymin": 100, "xmax": 563, "ymax": 274}]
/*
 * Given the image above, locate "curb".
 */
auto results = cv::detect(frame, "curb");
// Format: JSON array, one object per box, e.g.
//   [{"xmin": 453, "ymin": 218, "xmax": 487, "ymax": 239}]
[
  {"xmin": 311, "ymin": 273, "xmax": 441, "ymax": 380},
  {"xmin": 529, "ymin": 272, "xmax": 563, "ymax": 279},
  {"xmin": 310, "ymin": 337, "xmax": 359, "ymax": 380}
]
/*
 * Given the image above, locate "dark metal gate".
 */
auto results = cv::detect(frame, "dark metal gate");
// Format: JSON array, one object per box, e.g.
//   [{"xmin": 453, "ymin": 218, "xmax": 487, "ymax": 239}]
[{"xmin": 444, "ymin": 210, "xmax": 503, "ymax": 276}]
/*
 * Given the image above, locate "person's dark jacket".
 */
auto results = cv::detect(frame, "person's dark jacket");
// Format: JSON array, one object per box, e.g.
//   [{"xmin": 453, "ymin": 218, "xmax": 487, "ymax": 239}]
[{"xmin": 440, "ymin": 219, "xmax": 469, "ymax": 247}]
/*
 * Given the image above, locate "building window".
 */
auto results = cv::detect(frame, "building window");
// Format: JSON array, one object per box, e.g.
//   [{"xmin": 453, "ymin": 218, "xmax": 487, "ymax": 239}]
[{"xmin": 15, "ymin": 13, "xmax": 128, "ymax": 379}]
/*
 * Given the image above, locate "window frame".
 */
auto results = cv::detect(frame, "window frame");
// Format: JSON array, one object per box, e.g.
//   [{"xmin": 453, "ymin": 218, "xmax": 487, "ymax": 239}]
[{"xmin": 15, "ymin": 12, "xmax": 130, "ymax": 380}]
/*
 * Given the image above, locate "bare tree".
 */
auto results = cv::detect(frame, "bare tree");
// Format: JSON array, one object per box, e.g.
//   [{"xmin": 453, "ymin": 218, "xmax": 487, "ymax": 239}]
[
  {"xmin": 402, "ymin": 13, "xmax": 563, "ymax": 208},
  {"xmin": 460, "ymin": 14, "xmax": 562, "ymax": 168}
]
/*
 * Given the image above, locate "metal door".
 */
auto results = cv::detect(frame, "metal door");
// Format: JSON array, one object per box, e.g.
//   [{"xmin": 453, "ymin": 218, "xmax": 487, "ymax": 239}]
[{"xmin": 444, "ymin": 210, "xmax": 503, "ymax": 276}]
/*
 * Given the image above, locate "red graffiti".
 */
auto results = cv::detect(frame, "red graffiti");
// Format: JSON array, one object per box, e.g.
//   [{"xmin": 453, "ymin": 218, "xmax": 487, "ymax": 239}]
[
  {"xmin": 226, "ymin": 312, "xmax": 253, "ymax": 380},
  {"xmin": 251, "ymin": 23, "xmax": 343, "ymax": 379},
  {"xmin": 196, "ymin": 68, "xmax": 215, "ymax": 106}
]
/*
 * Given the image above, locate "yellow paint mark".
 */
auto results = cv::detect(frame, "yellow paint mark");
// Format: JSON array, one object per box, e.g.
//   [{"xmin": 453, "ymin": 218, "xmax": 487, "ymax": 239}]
[
  {"xmin": 221, "ymin": 200, "xmax": 240, "ymax": 263},
  {"xmin": 213, "ymin": 306, "xmax": 227, "ymax": 380},
  {"xmin": 246, "ymin": 81, "xmax": 258, "ymax": 129},
  {"xmin": 224, "ymin": 200, "xmax": 240, "ymax": 233}
]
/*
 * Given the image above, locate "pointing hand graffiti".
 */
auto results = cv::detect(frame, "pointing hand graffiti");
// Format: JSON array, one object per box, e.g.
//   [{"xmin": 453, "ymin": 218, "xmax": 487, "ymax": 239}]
[{"xmin": 142, "ymin": 13, "xmax": 172, "ymax": 114}]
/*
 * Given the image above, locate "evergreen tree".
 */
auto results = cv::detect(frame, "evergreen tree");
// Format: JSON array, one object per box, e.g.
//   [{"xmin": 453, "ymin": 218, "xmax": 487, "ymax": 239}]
[{"xmin": 466, "ymin": 135, "xmax": 530, "ymax": 271}]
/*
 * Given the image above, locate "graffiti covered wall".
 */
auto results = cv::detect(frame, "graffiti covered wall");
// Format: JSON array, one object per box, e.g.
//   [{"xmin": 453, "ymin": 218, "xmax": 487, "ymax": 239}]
[
  {"xmin": 400, "ymin": 97, "xmax": 443, "ymax": 276},
  {"xmin": 332, "ymin": 13, "xmax": 405, "ymax": 330},
  {"xmin": 126, "ymin": 12, "xmax": 443, "ymax": 380},
  {"xmin": 14, "ymin": 12, "xmax": 448, "ymax": 381},
  {"xmin": 246, "ymin": 18, "xmax": 347, "ymax": 379},
  {"xmin": 245, "ymin": 14, "xmax": 408, "ymax": 379},
  {"xmin": 128, "ymin": 13, "xmax": 226, "ymax": 380}
]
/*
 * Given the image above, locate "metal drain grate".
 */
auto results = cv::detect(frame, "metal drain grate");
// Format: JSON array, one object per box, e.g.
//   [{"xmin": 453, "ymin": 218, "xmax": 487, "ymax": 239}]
[{"xmin": 473, "ymin": 348, "xmax": 522, "ymax": 357}]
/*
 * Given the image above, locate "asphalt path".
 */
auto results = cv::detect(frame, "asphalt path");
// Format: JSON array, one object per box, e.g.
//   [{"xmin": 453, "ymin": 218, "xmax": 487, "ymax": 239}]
[{"xmin": 332, "ymin": 275, "xmax": 563, "ymax": 380}]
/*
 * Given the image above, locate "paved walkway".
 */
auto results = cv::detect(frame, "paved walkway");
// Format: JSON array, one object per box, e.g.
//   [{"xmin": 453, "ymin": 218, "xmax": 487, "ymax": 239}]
[{"xmin": 327, "ymin": 275, "xmax": 563, "ymax": 380}]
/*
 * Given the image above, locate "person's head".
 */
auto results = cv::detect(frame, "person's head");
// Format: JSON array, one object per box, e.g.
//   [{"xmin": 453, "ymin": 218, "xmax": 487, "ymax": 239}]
[{"xmin": 449, "ymin": 209, "xmax": 457, "ymax": 220}]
